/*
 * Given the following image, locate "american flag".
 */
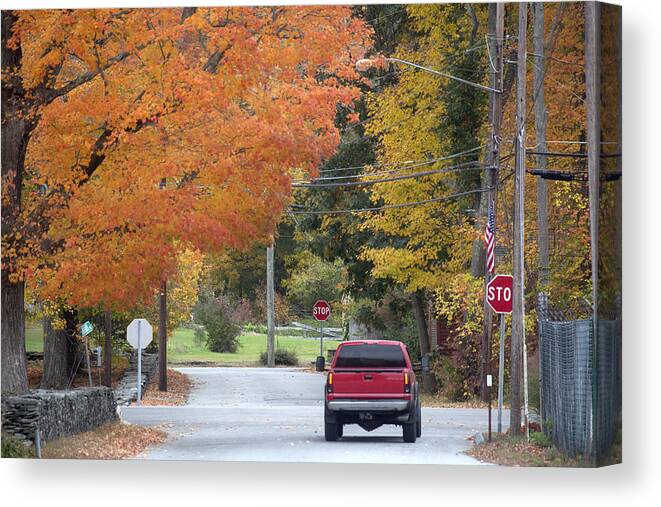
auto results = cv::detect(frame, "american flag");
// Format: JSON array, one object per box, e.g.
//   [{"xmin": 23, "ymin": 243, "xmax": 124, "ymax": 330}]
[{"xmin": 484, "ymin": 202, "xmax": 495, "ymax": 274}]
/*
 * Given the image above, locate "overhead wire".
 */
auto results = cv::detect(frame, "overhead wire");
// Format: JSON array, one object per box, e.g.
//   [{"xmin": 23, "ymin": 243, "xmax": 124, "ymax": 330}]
[
  {"xmin": 293, "ymin": 159, "xmax": 483, "ymax": 183},
  {"xmin": 288, "ymin": 187, "xmax": 490, "ymax": 215},
  {"xmin": 314, "ymin": 145, "xmax": 485, "ymax": 176},
  {"xmin": 292, "ymin": 163, "xmax": 486, "ymax": 188}
]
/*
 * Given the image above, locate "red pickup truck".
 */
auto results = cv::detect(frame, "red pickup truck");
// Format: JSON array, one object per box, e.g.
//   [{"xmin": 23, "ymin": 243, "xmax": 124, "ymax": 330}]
[{"xmin": 324, "ymin": 340, "xmax": 421, "ymax": 443}]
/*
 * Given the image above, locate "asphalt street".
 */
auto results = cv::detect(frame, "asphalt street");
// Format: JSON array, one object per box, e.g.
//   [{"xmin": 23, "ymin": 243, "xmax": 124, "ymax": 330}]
[{"xmin": 121, "ymin": 367, "xmax": 508, "ymax": 465}]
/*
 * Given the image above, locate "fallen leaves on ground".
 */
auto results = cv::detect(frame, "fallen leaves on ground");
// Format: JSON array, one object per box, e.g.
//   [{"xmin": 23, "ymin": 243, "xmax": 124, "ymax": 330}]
[
  {"xmin": 27, "ymin": 361, "xmax": 127, "ymax": 390},
  {"xmin": 41, "ymin": 421, "xmax": 166, "ymax": 460},
  {"xmin": 137, "ymin": 369, "xmax": 192, "ymax": 406},
  {"xmin": 466, "ymin": 433, "xmax": 588, "ymax": 467},
  {"xmin": 420, "ymin": 393, "xmax": 490, "ymax": 409}
]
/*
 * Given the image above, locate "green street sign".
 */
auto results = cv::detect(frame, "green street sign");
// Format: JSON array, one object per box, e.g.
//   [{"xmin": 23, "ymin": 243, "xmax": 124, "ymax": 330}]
[{"xmin": 81, "ymin": 321, "xmax": 94, "ymax": 337}]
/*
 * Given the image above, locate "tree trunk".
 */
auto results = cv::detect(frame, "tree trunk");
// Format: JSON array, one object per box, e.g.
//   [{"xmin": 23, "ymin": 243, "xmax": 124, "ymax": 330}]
[
  {"xmin": 104, "ymin": 310, "xmax": 112, "ymax": 387},
  {"xmin": 1, "ymin": 11, "xmax": 31, "ymax": 395},
  {"xmin": 411, "ymin": 290, "xmax": 437, "ymax": 393},
  {"xmin": 1, "ymin": 273, "xmax": 28, "ymax": 394},
  {"xmin": 411, "ymin": 290, "xmax": 431, "ymax": 358},
  {"xmin": 41, "ymin": 309, "xmax": 79, "ymax": 390}
]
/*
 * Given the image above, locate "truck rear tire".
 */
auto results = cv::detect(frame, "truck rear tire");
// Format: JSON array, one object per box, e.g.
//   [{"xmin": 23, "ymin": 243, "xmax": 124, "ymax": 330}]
[
  {"xmin": 416, "ymin": 398, "xmax": 422, "ymax": 438},
  {"xmin": 325, "ymin": 422, "xmax": 341, "ymax": 441},
  {"xmin": 403, "ymin": 421, "xmax": 416, "ymax": 443}
]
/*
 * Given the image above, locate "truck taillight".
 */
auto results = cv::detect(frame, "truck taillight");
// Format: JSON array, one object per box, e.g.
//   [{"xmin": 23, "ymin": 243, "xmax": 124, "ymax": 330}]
[
  {"xmin": 404, "ymin": 372, "xmax": 411, "ymax": 393},
  {"xmin": 326, "ymin": 372, "xmax": 333, "ymax": 393}
]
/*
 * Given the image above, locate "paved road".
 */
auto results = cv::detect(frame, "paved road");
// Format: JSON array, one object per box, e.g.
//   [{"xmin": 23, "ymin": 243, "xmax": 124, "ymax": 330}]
[{"xmin": 121, "ymin": 367, "xmax": 507, "ymax": 465}]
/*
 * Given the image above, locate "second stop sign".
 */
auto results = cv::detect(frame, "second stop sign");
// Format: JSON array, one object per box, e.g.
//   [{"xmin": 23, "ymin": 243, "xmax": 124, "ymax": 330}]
[{"xmin": 313, "ymin": 300, "xmax": 331, "ymax": 321}]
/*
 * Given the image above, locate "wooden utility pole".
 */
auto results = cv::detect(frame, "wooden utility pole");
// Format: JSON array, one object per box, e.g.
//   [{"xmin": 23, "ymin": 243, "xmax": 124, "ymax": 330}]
[
  {"xmin": 158, "ymin": 176, "xmax": 168, "ymax": 391},
  {"xmin": 266, "ymin": 244, "xmax": 276, "ymax": 367},
  {"xmin": 533, "ymin": 3, "xmax": 550, "ymax": 287},
  {"xmin": 158, "ymin": 279, "xmax": 167, "ymax": 391},
  {"xmin": 585, "ymin": 0, "xmax": 601, "ymax": 460},
  {"xmin": 103, "ymin": 309, "xmax": 112, "ymax": 387},
  {"xmin": 511, "ymin": 1, "xmax": 528, "ymax": 437},
  {"xmin": 480, "ymin": 2, "xmax": 505, "ymax": 403}
]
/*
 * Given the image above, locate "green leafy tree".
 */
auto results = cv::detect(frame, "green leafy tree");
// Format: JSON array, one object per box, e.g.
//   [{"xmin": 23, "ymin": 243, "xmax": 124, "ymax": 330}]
[{"xmin": 283, "ymin": 252, "xmax": 347, "ymax": 312}]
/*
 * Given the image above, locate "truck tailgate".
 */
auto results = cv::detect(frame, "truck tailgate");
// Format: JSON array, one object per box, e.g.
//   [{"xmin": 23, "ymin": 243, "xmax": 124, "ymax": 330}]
[{"xmin": 332, "ymin": 369, "xmax": 405, "ymax": 397}]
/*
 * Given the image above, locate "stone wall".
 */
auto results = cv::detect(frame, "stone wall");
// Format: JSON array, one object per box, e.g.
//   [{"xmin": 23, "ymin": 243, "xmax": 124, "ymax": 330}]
[
  {"xmin": 1, "ymin": 387, "xmax": 118, "ymax": 444},
  {"xmin": 113, "ymin": 352, "xmax": 158, "ymax": 406}
]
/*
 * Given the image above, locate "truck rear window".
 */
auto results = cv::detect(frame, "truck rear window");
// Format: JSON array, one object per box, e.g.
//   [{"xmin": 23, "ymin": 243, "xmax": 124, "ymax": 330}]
[{"xmin": 335, "ymin": 344, "xmax": 407, "ymax": 368}]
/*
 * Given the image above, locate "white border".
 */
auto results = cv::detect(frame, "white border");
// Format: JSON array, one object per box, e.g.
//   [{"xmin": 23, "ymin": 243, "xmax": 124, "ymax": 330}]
[{"xmin": 1, "ymin": 0, "xmax": 660, "ymax": 506}]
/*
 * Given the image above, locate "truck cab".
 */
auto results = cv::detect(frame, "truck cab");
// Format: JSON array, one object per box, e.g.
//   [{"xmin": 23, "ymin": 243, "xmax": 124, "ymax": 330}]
[{"xmin": 324, "ymin": 340, "xmax": 421, "ymax": 443}]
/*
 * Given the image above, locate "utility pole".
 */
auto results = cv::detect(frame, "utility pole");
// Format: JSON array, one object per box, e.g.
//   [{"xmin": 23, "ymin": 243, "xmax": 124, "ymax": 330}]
[
  {"xmin": 266, "ymin": 244, "xmax": 275, "ymax": 367},
  {"xmin": 585, "ymin": 0, "xmax": 601, "ymax": 461},
  {"xmin": 533, "ymin": 2, "xmax": 549, "ymax": 288},
  {"xmin": 511, "ymin": 1, "xmax": 528, "ymax": 438},
  {"xmin": 158, "ymin": 177, "xmax": 168, "ymax": 391},
  {"xmin": 480, "ymin": 2, "xmax": 505, "ymax": 403},
  {"xmin": 103, "ymin": 309, "xmax": 112, "ymax": 387},
  {"xmin": 158, "ymin": 279, "xmax": 167, "ymax": 391}
]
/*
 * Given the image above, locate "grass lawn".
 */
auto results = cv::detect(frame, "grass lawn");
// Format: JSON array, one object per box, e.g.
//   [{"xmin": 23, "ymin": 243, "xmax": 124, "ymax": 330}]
[
  {"xmin": 24, "ymin": 324, "xmax": 339, "ymax": 366},
  {"xmin": 26, "ymin": 324, "xmax": 43, "ymax": 352},
  {"xmin": 168, "ymin": 327, "xmax": 341, "ymax": 365}
]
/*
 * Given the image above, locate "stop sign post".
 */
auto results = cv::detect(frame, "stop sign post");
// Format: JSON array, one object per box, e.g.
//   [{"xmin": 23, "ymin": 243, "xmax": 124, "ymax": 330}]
[
  {"xmin": 484, "ymin": 274, "xmax": 513, "ymax": 435},
  {"xmin": 126, "ymin": 318, "xmax": 153, "ymax": 405},
  {"xmin": 313, "ymin": 300, "xmax": 330, "ymax": 371},
  {"xmin": 486, "ymin": 274, "xmax": 513, "ymax": 314}
]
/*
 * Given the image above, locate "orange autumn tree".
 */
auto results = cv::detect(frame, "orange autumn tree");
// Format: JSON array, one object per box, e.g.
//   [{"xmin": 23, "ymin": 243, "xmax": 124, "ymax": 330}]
[{"xmin": 1, "ymin": 7, "xmax": 371, "ymax": 393}]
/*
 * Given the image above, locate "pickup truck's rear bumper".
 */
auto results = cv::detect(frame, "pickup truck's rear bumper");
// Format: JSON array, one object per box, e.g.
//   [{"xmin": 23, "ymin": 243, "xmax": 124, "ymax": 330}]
[{"xmin": 326, "ymin": 399, "xmax": 409, "ymax": 412}]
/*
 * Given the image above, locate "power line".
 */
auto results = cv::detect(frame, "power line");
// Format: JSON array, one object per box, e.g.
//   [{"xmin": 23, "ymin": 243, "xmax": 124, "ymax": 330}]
[
  {"xmin": 528, "ymin": 140, "xmax": 619, "ymax": 147},
  {"xmin": 293, "ymin": 162, "xmax": 487, "ymax": 189},
  {"xmin": 316, "ymin": 145, "xmax": 485, "ymax": 175},
  {"xmin": 288, "ymin": 187, "xmax": 490, "ymax": 215},
  {"xmin": 294, "ymin": 159, "xmax": 482, "ymax": 183},
  {"xmin": 525, "ymin": 150, "xmax": 621, "ymax": 159}
]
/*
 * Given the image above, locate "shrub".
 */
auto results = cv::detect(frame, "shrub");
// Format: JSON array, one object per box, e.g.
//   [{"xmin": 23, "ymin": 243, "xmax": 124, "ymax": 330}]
[
  {"xmin": 253, "ymin": 289, "xmax": 292, "ymax": 326},
  {"xmin": 232, "ymin": 298, "xmax": 254, "ymax": 325},
  {"xmin": 194, "ymin": 294, "xmax": 241, "ymax": 353},
  {"xmin": 431, "ymin": 354, "xmax": 466, "ymax": 401},
  {"xmin": 259, "ymin": 348, "xmax": 299, "ymax": 366},
  {"xmin": 1, "ymin": 434, "xmax": 33, "ymax": 458},
  {"xmin": 243, "ymin": 323, "xmax": 267, "ymax": 334},
  {"xmin": 530, "ymin": 430, "xmax": 553, "ymax": 448},
  {"xmin": 193, "ymin": 325, "xmax": 206, "ymax": 347}
]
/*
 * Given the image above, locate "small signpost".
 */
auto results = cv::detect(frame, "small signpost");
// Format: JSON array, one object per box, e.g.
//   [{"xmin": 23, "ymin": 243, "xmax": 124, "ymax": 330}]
[
  {"xmin": 485, "ymin": 274, "xmax": 513, "ymax": 434},
  {"xmin": 487, "ymin": 374, "xmax": 493, "ymax": 442},
  {"xmin": 80, "ymin": 321, "xmax": 94, "ymax": 386},
  {"xmin": 126, "ymin": 318, "xmax": 153, "ymax": 405},
  {"xmin": 313, "ymin": 300, "xmax": 330, "ymax": 372}
]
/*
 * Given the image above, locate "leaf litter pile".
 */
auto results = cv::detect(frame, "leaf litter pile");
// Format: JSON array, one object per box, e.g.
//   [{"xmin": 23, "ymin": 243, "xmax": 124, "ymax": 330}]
[
  {"xmin": 467, "ymin": 433, "xmax": 587, "ymax": 467},
  {"xmin": 42, "ymin": 422, "xmax": 166, "ymax": 460},
  {"xmin": 137, "ymin": 368, "xmax": 192, "ymax": 406}
]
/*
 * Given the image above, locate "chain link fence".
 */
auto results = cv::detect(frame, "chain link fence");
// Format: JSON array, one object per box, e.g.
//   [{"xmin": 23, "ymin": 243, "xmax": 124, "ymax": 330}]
[{"xmin": 538, "ymin": 293, "xmax": 621, "ymax": 460}]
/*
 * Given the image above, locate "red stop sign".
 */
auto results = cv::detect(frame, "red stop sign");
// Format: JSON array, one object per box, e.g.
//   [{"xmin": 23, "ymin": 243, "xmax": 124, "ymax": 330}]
[
  {"xmin": 486, "ymin": 275, "xmax": 513, "ymax": 314},
  {"xmin": 313, "ymin": 300, "xmax": 331, "ymax": 321}
]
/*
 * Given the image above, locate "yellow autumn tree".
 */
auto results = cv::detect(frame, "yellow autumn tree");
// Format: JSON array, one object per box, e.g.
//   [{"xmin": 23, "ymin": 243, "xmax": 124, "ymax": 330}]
[{"xmin": 361, "ymin": 3, "xmax": 490, "ymax": 293}]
